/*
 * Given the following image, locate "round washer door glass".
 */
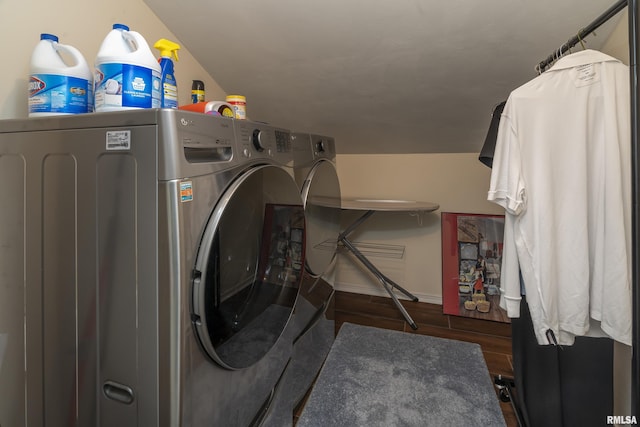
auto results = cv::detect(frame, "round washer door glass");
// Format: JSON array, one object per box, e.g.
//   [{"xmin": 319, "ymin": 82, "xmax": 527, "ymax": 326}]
[
  {"xmin": 301, "ymin": 158, "xmax": 341, "ymax": 277},
  {"xmin": 192, "ymin": 165, "xmax": 305, "ymax": 369}
]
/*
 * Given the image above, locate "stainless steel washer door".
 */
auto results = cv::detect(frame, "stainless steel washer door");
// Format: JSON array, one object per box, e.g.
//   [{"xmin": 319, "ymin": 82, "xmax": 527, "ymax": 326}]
[
  {"xmin": 300, "ymin": 159, "xmax": 342, "ymax": 277},
  {"xmin": 191, "ymin": 165, "xmax": 305, "ymax": 370}
]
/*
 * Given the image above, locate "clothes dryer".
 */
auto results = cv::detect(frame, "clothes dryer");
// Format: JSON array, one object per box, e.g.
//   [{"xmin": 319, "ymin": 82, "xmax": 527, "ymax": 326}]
[
  {"xmin": 294, "ymin": 134, "xmax": 342, "ymax": 281},
  {"xmin": 0, "ymin": 110, "xmax": 304, "ymax": 427},
  {"xmin": 261, "ymin": 133, "xmax": 341, "ymax": 426}
]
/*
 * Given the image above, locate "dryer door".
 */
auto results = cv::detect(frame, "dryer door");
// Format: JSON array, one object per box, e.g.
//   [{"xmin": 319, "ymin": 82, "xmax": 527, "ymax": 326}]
[
  {"xmin": 192, "ymin": 164, "xmax": 305, "ymax": 370},
  {"xmin": 300, "ymin": 158, "xmax": 341, "ymax": 277}
]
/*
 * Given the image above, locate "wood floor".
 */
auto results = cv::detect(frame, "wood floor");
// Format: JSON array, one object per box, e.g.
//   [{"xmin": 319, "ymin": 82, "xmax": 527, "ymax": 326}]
[
  {"xmin": 294, "ymin": 290, "xmax": 518, "ymax": 426},
  {"xmin": 457, "ymin": 293, "xmax": 510, "ymax": 323}
]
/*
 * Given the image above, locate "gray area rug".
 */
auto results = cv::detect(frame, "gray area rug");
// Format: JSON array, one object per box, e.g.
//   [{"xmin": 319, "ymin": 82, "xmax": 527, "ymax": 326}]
[{"xmin": 297, "ymin": 323, "xmax": 506, "ymax": 427}]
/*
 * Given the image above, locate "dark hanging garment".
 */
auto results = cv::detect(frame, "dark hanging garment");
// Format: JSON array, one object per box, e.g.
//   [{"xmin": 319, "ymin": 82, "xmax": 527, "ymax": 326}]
[
  {"xmin": 512, "ymin": 297, "xmax": 614, "ymax": 427},
  {"xmin": 478, "ymin": 101, "xmax": 506, "ymax": 168}
]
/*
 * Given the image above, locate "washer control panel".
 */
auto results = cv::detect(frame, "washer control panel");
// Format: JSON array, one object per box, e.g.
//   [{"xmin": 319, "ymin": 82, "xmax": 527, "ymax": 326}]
[{"xmin": 234, "ymin": 121, "xmax": 292, "ymax": 165}]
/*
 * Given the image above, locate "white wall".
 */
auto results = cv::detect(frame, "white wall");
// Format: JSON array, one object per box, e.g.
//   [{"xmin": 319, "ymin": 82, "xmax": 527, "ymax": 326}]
[
  {"xmin": 0, "ymin": 0, "xmax": 225, "ymax": 119},
  {"xmin": 602, "ymin": 10, "xmax": 630, "ymax": 65},
  {"xmin": 333, "ymin": 153, "xmax": 503, "ymax": 303}
]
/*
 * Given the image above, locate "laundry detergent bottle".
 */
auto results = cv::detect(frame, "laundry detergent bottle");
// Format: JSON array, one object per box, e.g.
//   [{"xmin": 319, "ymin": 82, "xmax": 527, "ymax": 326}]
[
  {"xmin": 154, "ymin": 38, "xmax": 180, "ymax": 109},
  {"xmin": 29, "ymin": 33, "xmax": 93, "ymax": 117},
  {"xmin": 94, "ymin": 24, "xmax": 161, "ymax": 112}
]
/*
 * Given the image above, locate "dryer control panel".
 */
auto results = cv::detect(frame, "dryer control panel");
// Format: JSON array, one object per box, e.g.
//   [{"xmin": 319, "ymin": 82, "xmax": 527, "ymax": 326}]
[{"xmin": 310, "ymin": 134, "xmax": 336, "ymax": 161}]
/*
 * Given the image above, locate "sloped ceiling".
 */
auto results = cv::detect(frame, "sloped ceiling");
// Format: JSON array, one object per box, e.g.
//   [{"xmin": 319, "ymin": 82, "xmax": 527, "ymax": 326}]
[{"xmin": 144, "ymin": 0, "xmax": 623, "ymax": 154}]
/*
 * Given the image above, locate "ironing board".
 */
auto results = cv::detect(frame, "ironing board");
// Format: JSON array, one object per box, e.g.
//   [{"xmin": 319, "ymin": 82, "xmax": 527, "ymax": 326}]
[{"xmin": 310, "ymin": 197, "xmax": 439, "ymax": 329}]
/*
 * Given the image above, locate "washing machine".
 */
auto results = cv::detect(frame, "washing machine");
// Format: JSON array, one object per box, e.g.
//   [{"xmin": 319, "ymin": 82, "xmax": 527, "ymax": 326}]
[
  {"xmin": 260, "ymin": 132, "xmax": 342, "ymax": 426},
  {"xmin": 0, "ymin": 109, "xmax": 304, "ymax": 427}
]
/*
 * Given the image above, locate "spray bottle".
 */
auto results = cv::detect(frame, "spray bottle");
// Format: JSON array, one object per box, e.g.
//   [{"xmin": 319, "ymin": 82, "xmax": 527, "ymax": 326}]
[{"xmin": 154, "ymin": 38, "xmax": 180, "ymax": 109}]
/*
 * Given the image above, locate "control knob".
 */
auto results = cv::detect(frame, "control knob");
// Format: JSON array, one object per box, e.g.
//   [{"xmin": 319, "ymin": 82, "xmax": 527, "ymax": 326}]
[{"xmin": 252, "ymin": 129, "xmax": 265, "ymax": 152}]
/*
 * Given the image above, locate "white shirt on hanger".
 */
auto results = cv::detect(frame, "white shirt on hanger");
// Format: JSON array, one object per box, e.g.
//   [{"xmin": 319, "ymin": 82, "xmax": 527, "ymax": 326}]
[{"xmin": 488, "ymin": 49, "xmax": 632, "ymax": 346}]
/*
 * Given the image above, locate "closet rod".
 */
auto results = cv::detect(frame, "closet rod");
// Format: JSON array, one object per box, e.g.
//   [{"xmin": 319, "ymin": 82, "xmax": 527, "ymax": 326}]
[
  {"xmin": 536, "ymin": 0, "xmax": 627, "ymax": 72},
  {"xmin": 629, "ymin": 0, "xmax": 639, "ymax": 417}
]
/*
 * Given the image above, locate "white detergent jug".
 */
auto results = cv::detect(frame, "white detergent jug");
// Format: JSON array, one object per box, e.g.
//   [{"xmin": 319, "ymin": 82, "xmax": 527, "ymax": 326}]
[
  {"xmin": 94, "ymin": 24, "xmax": 161, "ymax": 112},
  {"xmin": 29, "ymin": 33, "xmax": 93, "ymax": 117}
]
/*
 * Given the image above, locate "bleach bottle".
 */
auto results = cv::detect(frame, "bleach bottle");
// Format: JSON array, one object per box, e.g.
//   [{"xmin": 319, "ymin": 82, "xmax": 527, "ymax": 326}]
[
  {"xmin": 94, "ymin": 24, "xmax": 161, "ymax": 112},
  {"xmin": 154, "ymin": 39, "xmax": 180, "ymax": 109},
  {"xmin": 29, "ymin": 33, "xmax": 93, "ymax": 117}
]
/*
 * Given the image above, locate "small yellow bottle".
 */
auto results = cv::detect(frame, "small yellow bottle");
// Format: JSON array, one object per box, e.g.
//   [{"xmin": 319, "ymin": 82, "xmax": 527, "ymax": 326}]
[
  {"xmin": 191, "ymin": 80, "xmax": 205, "ymax": 103},
  {"xmin": 226, "ymin": 95, "xmax": 246, "ymax": 120}
]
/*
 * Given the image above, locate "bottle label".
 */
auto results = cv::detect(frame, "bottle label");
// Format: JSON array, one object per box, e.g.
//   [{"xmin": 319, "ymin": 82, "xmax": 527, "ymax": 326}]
[
  {"xmin": 191, "ymin": 90, "xmax": 205, "ymax": 104},
  {"xmin": 95, "ymin": 63, "xmax": 160, "ymax": 110},
  {"xmin": 162, "ymin": 72, "xmax": 178, "ymax": 109},
  {"xmin": 226, "ymin": 96, "xmax": 247, "ymax": 120},
  {"xmin": 29, "ymin": 74, "xmax": 90, "ymax": 114},
  {"xmin": 163, "ymin": 82, "xmax": 178, "ymax": 109},
  {"xmin": 229, "ymin": 102, "xmax": 246, "ymax": 120}
]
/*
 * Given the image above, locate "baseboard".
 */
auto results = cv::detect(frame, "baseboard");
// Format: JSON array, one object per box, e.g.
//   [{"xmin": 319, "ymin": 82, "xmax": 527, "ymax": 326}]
[{"xmin": 334, "ymin": 280, "xmax": 443, "ymax": 305}]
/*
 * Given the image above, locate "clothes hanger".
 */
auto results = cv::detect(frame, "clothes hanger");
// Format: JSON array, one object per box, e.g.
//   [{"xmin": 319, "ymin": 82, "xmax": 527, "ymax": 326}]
[{"xmin": 577, "ymin": 28, "xmax": 587, "ymax": 50}]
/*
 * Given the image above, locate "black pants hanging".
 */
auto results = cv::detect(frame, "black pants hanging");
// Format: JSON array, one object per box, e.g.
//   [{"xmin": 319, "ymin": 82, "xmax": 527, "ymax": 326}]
[{"xmin": 511, "ymin": 297, "xmax": 613, "ymax": 427}]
